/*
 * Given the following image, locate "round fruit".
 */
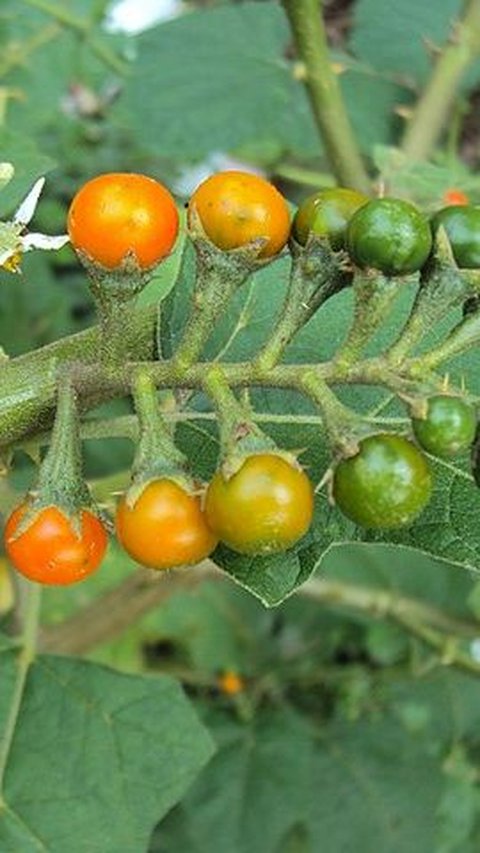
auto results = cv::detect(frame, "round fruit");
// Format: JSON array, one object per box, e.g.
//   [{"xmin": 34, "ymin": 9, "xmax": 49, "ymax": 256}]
[
  {"xmin": 292, "ymin": 187, "xmax": 369, "ymax": 249},
  {"xmin": 412, "ymin": 395, "xmax": 477, "ymax": 458},
  {"xmin": 346, "ymin": 198, "xmax": 432, "ymax": 275},
  {"xmin": 431, "ymin": 205, "xmax": 480, "ymax": 268},
  {"xmin": 442, "ymin": 189, "xmax": 469, "ymax": 206},
  {"xmin": 187, "ymin": 170, "xmax": 290, "ymax": 258},
  {"xmin": 4, "ymin": 504, "xmax": 108, "ymax": 585},
  {"xmin": 67, "ymin": 172, "xmax": 179, "ymax": 269},
  {"xmin": 116, "ymin": 479, "xmax": 217, "ymax": 569},
  {"xmin": 204, "ymin": 453, "xmax": 314, "ymax": 555},
  {"xmin": 332, "ymin": 433, "xmax": 432, "ymax": 529}
]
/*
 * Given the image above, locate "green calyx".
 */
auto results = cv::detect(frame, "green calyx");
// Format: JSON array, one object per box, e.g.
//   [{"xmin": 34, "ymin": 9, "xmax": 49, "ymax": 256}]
[
  {"xmin": 203, "ymin": 367, "xmax": 294, "ymax": 479},
  {"xmin": 77, "ymin": 249, "xmax": 154, "ymax": 303},
  {"xmin": 301, "ymin": 372, "xmax": 372, "ymax": 458}
]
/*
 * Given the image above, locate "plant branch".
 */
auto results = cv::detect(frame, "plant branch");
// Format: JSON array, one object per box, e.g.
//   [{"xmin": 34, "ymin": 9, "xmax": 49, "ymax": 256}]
[
  {"xmin": 401, "ymin": 0, "xmax": 480, "ymax": 161},
  {"xmin": 0, "ymin": 351, "xmax": 448, "ymax": 452},
  {"xmin": 38, "ymin": 568, "xmax": 480, "ymax": 681},
  {"xmin": 0, "ymin": 304, "xmax": 156, "ymax": 448},
  {"xmin": 281, "ymin": 0, "xmax": 370, "ymax": 192},
  {"xmin": 302, "ymin": 577, "xmax": 480, "ymax": 638},
  {"xmin": 0, "ymin": 580, "xmax": 41, "ymax": 793},
  {"xmin": 39, "ymin": 565, "xmax": 215, "ymax": 655},
  {"xmin": 408, "ymin": 309, "xmax": 480, "ymax": 374}
]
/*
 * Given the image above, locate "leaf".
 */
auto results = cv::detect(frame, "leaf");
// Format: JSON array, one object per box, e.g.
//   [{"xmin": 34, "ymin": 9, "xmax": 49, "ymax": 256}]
[
  {"xmin": 153, "ymin": 678, "xmax": 475, "ymax": 853},
  {"xmin": 122, "ymin": 2, "xmax": 409, "ymax": 163},
  {"xmin": 373, "ymin": 146, "xmax": 480, "ymax": 207},
  {"xmin": 350, "ymin": 0, "xmax": 479, "ymax": 89},
  {"xmin": 0, "ymin": 650, "xmax": 214, "ymax": 852},
  {"xmin": 122, "ymin": 3, "xmax": 317, "ymax": 161},
  {"xmin": 151, "ymin": 708, "xmax": 318, "ymax": 853},
  {"xmin": 0, "ymin": 129, "xmax": 55, "ymax": 219}
]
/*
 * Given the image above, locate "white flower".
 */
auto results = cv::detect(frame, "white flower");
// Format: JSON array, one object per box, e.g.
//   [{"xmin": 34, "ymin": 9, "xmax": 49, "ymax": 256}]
[{"xmin": 0, "ymin": 177, "xmax": 69, "ymax": 273}]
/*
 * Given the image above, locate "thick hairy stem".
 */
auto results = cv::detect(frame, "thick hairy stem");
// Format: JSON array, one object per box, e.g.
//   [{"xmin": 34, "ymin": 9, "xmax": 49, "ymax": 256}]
[
  {"xmin": 402, "ymin": 0, "xmax": 480, "ymax": 161},
  {"xmin": 282, "ymin": 0, "xmax": 370, "ymax": 193},
  {"xmin": 0, "ymin": 304, "xmax": 156, "ymax": 447},
  {"xmin": 334, "ymin": 271, "xmax": 400, "ymax": 367},
  {"xmin": 0, "ymin": 348, "xmax": 450, "ymax": 452},
  {"xmin": 254, "ymin": 242, "xmax": 349, "ymax": 373}
]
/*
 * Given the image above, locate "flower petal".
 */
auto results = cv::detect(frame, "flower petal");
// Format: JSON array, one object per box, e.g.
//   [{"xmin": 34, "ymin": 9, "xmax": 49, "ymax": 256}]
[
  {"xmin": 21, "ymin": 232, "xmax": 69, "ymax": 252},
  {"xmin": 14, "ymin": 177, "xmax": 46, "ymax": 224}
]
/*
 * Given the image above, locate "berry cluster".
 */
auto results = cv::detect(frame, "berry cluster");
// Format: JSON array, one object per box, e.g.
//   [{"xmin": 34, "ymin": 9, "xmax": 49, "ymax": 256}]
[{"xmin": 2, "ymin": 171, "xmax": 479, "ymax": 586}]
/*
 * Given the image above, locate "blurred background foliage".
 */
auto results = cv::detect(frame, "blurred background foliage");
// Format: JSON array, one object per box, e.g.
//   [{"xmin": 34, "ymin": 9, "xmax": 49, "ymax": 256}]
[{"xmin": 2, "ymin": 0, "xmax": 480, "ymax": 850}]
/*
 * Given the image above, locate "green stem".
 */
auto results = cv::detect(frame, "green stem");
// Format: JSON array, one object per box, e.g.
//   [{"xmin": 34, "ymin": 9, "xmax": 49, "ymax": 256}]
[
  {"xmin": 203, "ymin": 367, "xmax": 276, "ymax": 470},
  {"xmin": 0, "ymin": 304, "xmax": 156, "ymax": 448},
  {"xmin": 401, "ymin": 0, "xmax": 480, "ymax": 161},
  {"xmin": 34, "ymin": 375, "xmax": 91, "ymax": 514},
  {"xmin": 386, "ymin": 241, "xmax": 470, "ymax": 365},
  {"xmin": 97, "ymin": 298, "xmax": 136, "ymax": 367},
  {"xmin": 0, "ymin": 353, "xmax": 445, "ymax": 452},
  {"xmin": 408, "ymin": 309, "xmax": 480, "ymax": 373},
  {"xmin": 254, "ymin": 241, "xmax": 349, "ymax": 372},
  {"xmin": 301, "ymin": 371, "xmax": 365, "ymax": 451},
  {"xmin": 37, "ymin": 377, "xmax": 80, "ymax": 482},
  {"xmin": 282, "ymin": 0, "xmax": 370, "ymax": 192},
  {"xmin": 130, "ymin": 370, "xmax": 186, "ymax": 485},
  {"xmin": 334, "ymin": 270, "xmax": 400, "ymax": 367},
  {"xmin": 304, "ymin": 577, "xmax": 480, "ymax": 677},
  {"xmin": 393, "ymin": 613, "xmax": 480, "ymax": 678},
  {"xmin": 0, "ymin": 580, "xmax": 41, "ymax": 793},
  {"xmin": 172, "ymin": 238, "xmax": 255, "ymax": 373}
]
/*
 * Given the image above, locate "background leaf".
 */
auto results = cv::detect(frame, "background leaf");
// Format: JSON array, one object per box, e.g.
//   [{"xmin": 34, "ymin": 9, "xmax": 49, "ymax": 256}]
[
  {"xmin": 151, "ymin": 667, "xmax": 480, "ymax": 853},
  {"xmin": 123, "ymin": 2, "xmax": 411, "ymax": 164},
  {"xmin": 350, "ymin": 0, "xmax": 480, "ymax": 90},
  {"xmin": 0, "ymin": 650, "xmax": 214, "ymax": 852}
]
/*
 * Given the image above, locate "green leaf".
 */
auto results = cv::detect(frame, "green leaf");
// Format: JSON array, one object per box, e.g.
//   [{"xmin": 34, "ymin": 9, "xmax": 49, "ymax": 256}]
[
  {"xmin": 350, "ymin": 0, "xmax": 473, "ymax": 88},
  {"xmin": 122, "ymin": 3, "xmax": 317, "ymax": 161},
  {"xmin": 151, "ymin": 708, "xmax": 318, "ymax": 853},
  {"xmin": 0, "ymin": 129, "xmax": 55, "ymax": 218},
  {"xmin": 0, "ymin": 651, "xmax": 214, "ymax": 852},
  {"xmin": 122, "ymin": 2, "xmax": 408, "ymax": 164},
  {"xmin": 372, "ymin": 146, "xmax": 480, "ymax": 207},
  {"xmin": 152, "ymin": 690, "xmax": 461, "ymax": 853}
]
